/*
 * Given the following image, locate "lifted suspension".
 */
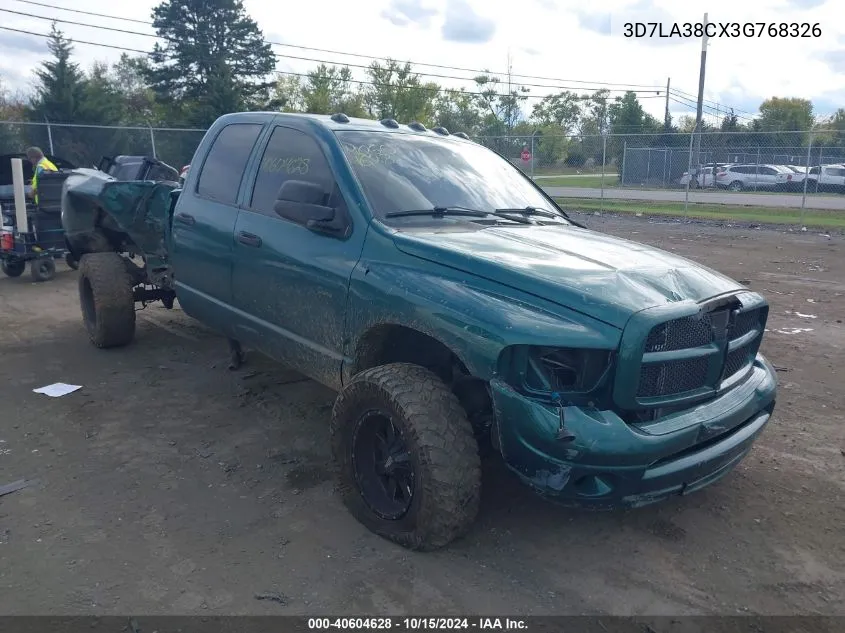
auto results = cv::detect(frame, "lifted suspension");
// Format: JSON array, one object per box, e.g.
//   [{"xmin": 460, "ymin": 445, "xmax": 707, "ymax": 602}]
[{"xmin": 133, "ymin": 286, "xmax": 176, "ymax": 309}]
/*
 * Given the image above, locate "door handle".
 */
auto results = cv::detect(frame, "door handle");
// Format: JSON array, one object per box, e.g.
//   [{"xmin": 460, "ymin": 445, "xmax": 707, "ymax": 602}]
[
  {"xmin": 237, "ymin": 231, "xmax": 262, "ymax": 247},
  {"xmin": 174, "ymin": 212, "xmax": 195, "ymax": 226}
]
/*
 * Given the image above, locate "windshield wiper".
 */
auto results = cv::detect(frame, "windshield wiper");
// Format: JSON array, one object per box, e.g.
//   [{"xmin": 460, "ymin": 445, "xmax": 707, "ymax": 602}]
[
  {"xmin": 385, "ymin": 206, "xmax": 489, "ymax": 218},
  {"xmin": 494, "ymin": 206, "xmax": 562, "ymax": 219}
]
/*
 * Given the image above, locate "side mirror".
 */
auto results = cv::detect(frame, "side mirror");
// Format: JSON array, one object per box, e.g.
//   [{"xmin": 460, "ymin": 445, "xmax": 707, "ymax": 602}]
[
  {"xmin": 273, "ymin": 179, "xmax": 334, "ymax": 222},
  {"xmin": 273, "ymin": 179, "xmax": 351, "ymax": 238}
]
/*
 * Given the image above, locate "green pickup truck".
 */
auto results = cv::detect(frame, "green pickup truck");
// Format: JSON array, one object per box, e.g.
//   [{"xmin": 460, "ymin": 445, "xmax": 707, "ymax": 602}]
[{"xmin": 60, "ymin": 112, "xmax": 778, "ymax": 551}]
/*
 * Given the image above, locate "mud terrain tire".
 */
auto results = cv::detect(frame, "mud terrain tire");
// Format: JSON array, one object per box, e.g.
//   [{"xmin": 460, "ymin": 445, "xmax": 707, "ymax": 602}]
[
  {"xmin": 78, "ymin": 252, "xmax": 136, "ymax": 348},
  {"xmin": 331, "ymin": 363, "xmax": 481, "ymax": 551}
]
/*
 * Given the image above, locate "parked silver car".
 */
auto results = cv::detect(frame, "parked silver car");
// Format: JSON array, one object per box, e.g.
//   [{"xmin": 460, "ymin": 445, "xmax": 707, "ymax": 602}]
[
  {"xmin": 715, "ymin": 164, "xmax": 793, "ymax": 191},
  {"xmin": 806, "ymin": 164, "xmax": 845, "ymax": 192}
]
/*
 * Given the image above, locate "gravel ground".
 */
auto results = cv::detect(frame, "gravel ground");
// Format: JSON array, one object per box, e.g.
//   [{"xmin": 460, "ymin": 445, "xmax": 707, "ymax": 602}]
[{"xmin": 0, "ymin": 213, "xmax": 843, "ymax": 616}]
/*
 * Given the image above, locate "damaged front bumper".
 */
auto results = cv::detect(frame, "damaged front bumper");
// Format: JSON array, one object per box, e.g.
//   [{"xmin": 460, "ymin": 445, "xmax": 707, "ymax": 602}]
[{"xmin": 490, "ymin": 354, "xmax": 777, "ymax": 508}]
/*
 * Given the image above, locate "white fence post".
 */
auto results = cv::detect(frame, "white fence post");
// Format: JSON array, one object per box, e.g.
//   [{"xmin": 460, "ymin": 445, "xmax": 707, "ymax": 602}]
[
  {"xmin": 620, "ymin": 140, "xmax": 627, "ymax": 187},
  {"xmin": 801, "ymin": 133, "xmax": 813, "ymax": 225},
  {"xmin": 600, "ymin": 131, "xmax": 607, "ymax": 212},
  {"xmin": 45, "ymin": 117, "xmax": 54, "ymax": 155},
  {"xmin": 149, "ymin": 124, "xmax": 157, "ymax": 158},
  {"xmin": 684, "ymin": 130, "xmax": 695, "ymax": 215}
]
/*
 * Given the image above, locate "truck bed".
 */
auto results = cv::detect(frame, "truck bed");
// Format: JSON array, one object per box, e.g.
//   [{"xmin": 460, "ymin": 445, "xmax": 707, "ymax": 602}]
[{"xmin": 62, "ymin": 168, "xmax": 180, "ymax": 283}]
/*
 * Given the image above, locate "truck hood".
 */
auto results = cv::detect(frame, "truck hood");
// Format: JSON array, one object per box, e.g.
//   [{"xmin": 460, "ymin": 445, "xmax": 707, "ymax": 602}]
[{"xmin": 391, "ymin": 224, "xmax": 746, "ymax": 329}]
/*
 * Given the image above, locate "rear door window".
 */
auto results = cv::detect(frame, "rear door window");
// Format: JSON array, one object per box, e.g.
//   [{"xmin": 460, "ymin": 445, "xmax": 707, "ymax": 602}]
[{"xmin": 197, "ymin": 123, "xmax": 263, "ymax": 205}]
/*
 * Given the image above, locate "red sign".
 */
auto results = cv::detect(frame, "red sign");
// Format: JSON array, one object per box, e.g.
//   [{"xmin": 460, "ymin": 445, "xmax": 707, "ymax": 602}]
[{"xmin": 521, "ymin": 149, "xmax": 531, "ymax": 162}]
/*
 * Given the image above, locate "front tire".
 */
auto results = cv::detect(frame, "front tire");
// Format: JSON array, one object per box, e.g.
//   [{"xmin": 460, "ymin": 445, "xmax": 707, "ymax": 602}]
[
  {"xmin": 331, "ymin": 363, "xmax": 482, "ymax": 551},
  {"xmin": 78, "ymin": 252, "xmax": 136, "ymax": 348}
]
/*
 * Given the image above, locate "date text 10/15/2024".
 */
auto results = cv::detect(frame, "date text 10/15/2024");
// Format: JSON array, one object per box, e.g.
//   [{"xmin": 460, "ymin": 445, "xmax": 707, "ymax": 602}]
[
  {"xmin": 623, "ymin": 22, "xmax": 822, "ymax": 38},
  {"xmin": 308, "ymin": 618, "xmax": 528, "ymax": 631}
]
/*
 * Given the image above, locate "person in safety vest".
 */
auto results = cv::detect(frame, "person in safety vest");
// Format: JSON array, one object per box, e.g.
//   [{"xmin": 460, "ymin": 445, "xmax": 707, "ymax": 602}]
[{"xmin": 25, "ymin": 146, "xmax": 58, "ymax": 205}]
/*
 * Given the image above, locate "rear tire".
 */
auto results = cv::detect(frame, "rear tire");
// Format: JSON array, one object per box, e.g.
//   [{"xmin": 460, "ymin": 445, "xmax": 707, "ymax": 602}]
[
  {"xmin": 65, "ymin": 253, "xmax": 79, "ymax": 270},
  {"xmin": 728, "ymin": 180, "xmax": 743, "ymax": 192},
  {"xmin": 331, "ymin": 363, "xmax": 482, "ymax": 551},
  {"xmin": 30, "ymin": 257, "xmax": 56, "ymax": 282},
  {"xmin": 1, "ymin": 259, "xmax": 25, "ymax": 278},
  {"xmin": 78, "ymin": 252, "xmax": 136, "ymax": 348}
]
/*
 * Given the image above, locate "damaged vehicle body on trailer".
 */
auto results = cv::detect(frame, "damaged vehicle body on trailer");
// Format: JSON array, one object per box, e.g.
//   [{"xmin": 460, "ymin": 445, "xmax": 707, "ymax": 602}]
[{"xmin": 61, "ymin": 111, "xmax": 778, "ymax": 551}]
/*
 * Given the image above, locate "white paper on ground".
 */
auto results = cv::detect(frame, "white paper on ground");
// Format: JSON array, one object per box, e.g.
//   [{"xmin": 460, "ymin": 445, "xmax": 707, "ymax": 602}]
[{"xmin": 33, "ymin": 383, "xmax": 82, "ymax": 397}]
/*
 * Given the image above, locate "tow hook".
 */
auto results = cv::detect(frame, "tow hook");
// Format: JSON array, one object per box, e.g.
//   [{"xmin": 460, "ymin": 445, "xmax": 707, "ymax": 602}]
[{"xmin": 551, "ymin": 392, "xmax": 576, "ymax": 443}]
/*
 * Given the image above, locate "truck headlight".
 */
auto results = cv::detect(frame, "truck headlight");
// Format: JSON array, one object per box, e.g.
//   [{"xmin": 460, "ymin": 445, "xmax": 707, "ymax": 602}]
[{"xmin": 499, "ymin": 345, "xmax": 615, "ymax": 406}]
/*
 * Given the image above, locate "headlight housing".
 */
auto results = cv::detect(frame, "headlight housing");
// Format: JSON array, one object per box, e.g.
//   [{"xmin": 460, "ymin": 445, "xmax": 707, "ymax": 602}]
[{"xmin": 498, "ymin": 345, "xmax": 616, "ymax": 407}]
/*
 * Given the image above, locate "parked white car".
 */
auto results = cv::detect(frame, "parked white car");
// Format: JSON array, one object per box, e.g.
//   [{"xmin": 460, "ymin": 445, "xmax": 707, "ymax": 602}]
[
  {"xmin": 679, "ymin": 166, "xmax": 716, "ymax": 188},
  {"xmin": 784, "ymin": 165, "xmax": 811, "ymax": 190},
  {"xmin": 715, "ymin": 164, "xmax": 793, "ymax": 191},
  {"xmin": 805, "ymin": 164, "xmax": 845, "ymax": 192},
  {"xmin": 678, "ymin": 163, "xmax": 729, "ymax": 188}
]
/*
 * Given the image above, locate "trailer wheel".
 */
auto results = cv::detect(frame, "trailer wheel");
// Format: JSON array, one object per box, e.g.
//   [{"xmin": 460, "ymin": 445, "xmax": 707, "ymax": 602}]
[
  {"xmin": 2, "ymin": 259, "xmax": 25, "ymax": 278},
  {"xmin": 78, "ymin": 252, "xmax": 136, "ymax": 348},
  {"xmin": 31, "ymin": 257, "xmax": 56, "ymax": 282},
  {"xmin": 331, "ymin": 363, "xmax": 481, "ymax": 551}
]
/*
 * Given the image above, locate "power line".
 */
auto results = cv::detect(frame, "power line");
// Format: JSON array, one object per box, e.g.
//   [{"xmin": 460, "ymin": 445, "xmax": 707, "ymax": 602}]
[
  {"xmin": 12, "ymin": 0, "xmax": 666, "ymax": 92},
  {"xmin": 0, "ymin": 25, "xmax": 669, "ymax": 103},
  {"xmin": 670, "ymin": 92, "xmax": 755, "ymax": 122},
  {"xmin": 1, "ymin": 8, "xmax": 664, "ymax": 95},
  {"xmin": 671, "ymin": 87, "xmax": 757, "ymax": 118}
]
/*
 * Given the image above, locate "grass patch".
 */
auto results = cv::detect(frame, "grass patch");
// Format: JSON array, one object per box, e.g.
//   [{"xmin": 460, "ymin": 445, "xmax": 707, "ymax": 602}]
[
  {"xmin": 532, "ymin": 166, "xmax": 614, "ymax": 177},
  {"xmin": 553, "ymin": 197, "xmax": 845, "ymax": 229},
  {"xmin": 536, "ymin": 174, "xmax": 618, "ymax": 187}
]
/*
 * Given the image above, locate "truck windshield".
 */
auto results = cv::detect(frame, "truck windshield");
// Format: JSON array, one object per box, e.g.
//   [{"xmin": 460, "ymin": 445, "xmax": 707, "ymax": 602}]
[{"xmin": 334, "ymin": 130, "xmax": 569, "ymax": 224}]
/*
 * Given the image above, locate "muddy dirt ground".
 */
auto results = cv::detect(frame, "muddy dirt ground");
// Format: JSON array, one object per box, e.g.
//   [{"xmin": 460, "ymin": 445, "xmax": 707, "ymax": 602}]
[{"xmin": 0, "ymin": 214, "xmax": 843, "ymax": 616}]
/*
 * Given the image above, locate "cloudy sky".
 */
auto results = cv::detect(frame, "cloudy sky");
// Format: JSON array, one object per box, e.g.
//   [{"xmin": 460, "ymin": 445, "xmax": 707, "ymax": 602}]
[{"xmin": 1, "ymin": 0, "xmax": 843, "ymax": 125}]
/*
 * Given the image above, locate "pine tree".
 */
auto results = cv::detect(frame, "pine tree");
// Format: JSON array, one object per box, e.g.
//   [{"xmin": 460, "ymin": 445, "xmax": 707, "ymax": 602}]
[
  {"xmin": 28, "ymin": 24, "xmax": 87, "ymax": 124},
  {"xmin": 146, "ymin": 0, "xmax": 277, "ymax": 126}
]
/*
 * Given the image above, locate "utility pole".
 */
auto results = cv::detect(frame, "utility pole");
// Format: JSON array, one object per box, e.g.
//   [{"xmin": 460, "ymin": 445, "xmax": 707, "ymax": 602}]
[
  {"xmin": 693, "ymin": 12, "xmax": 709, "ymax": 176},
  {"xmin": 664, "ymin": 77, "xmax": 671, "ymax": 131},
  {"xmin": 506, "ymin": 49, "xmax": 513, "ymax": 133}
]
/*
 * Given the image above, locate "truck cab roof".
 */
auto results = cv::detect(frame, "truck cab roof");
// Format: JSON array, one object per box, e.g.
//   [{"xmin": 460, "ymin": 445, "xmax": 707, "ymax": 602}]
[{"xmin": 212, "ymin": 111, "xmax": 470, "ymax": 140}]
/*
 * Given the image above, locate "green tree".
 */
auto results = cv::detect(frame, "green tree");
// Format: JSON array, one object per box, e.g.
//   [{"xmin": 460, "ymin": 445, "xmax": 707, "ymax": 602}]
[
  {"xmin": 473, "ymin": 73, "xmax": 530, "ymax": 136},
  {"xmin": 363, "ymin": 60, "xmax": 439, "ymax": 124},
  {"xmin": 302, "ymin": 65, "xmax": 366, "ymax": 117},
  {"xmin": 112, "ymin": 54, "xmax": 158, "ymax": 123},
  {"xmin": 757, "ymin": 97, "xmax": 814, "ymax": 131},
  {"xmin": 531, "ymin": 91, "xmax": 581, "ymax": 134},
  {"xmin": 146, "ymin": 0, "xmax": 277, "ymax": 126},
  {"xmin": 606, "ymin": 91, "xmax": 661, "ymax": 167},
  {"xmin": 578, "ymin": 89, "xmax": 612, "ymax": 136},
  {"xmin": 608, "ymin": 91, "xmax": 660, "ymax": 134},
  {"xmin": 0, "ymin": 76, "xmax": 28, "ymax": 152},
  {"xmin": 432, "ymin": 89, "xmax": 482, "ymax": 135},
  {"xmin": 756, "ymin": 97, "xmax": 814, "ymax": 149},
  {"xmin": 28, "ymin": 24, "xmax": 87, "ymax": 124},
  {"xmin": 721, "ymin": 109, "xmax": 740, "ymax": 132},
  {"xmin": 272, "ymin": 75, "xmax": 305, "ymax": 112}
]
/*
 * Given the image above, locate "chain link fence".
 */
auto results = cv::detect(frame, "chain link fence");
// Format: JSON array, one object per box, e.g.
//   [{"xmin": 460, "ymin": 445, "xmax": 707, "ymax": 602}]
[
  {"xmin": 0, "ymin": 121, "xmax": 206, "ymax": 170},
  {"xmin": 477, "ymin": 129, "xmax": 845, "ymax": 227},
  {"xmin": 2, "ymin": 120, "xmax": 844, "ymax": 227}
]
